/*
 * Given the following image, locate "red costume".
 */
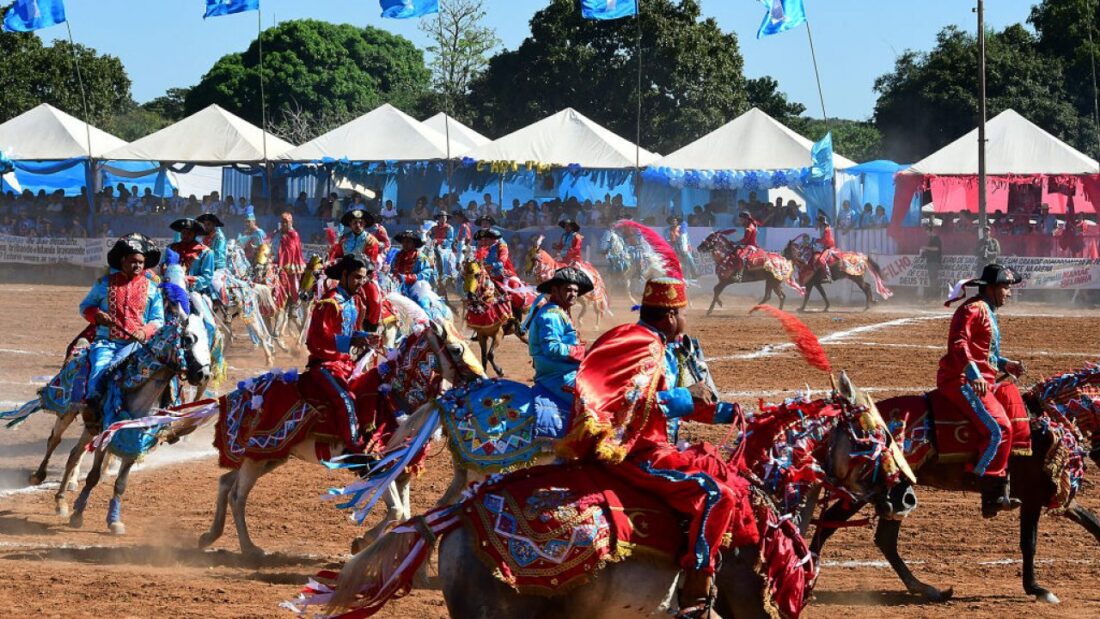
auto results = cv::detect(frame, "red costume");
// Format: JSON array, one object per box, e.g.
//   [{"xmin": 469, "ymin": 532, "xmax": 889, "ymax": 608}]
[
  {"xmin": 555, "ymin": 232, "xmax": 584, "ymax": 263},
  {"xmin": 273, "ymin": 224, "xmax": 306, "ymax": 304},
  {"xmin": 169, "ymin": 239, "xmax": 209, "ymax": 272},
  {"xmin": 815, "ymin": 224, "xmax": 837, "ymax": 274},
  {"xmin": 367, "ymin": 223, "xmax": 390, "ymax": 252},
  {"xmin": 936, "ymin": 296, "xmax": 1020, "ymax": 477},
  {"xmin": 739, "ymin": 221, "xmax": 758, "ymax": 248},
  {"xmin": 559, "ymin": 279, "xmax": 758, "ymax": 574},
  {"xmin": 297, "ymin": 286, "xmax": 369, "ymax": 452}
]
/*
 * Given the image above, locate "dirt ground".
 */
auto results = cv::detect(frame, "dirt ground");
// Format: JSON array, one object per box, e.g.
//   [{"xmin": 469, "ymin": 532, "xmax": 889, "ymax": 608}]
[{"xmin": 1, "ymin": 283, "xmax": 1098, "ymax": 618}]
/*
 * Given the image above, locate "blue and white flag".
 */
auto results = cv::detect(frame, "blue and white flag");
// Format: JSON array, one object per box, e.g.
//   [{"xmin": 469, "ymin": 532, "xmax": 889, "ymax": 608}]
[
  {"xmin": 204, "ymin": 0, "xmax": 259, "ymax": 19},
  {"xmin": 810, "ymin": 132, "xmax": 833, "ymax": 182},
  {"xmin": 581, "ymin": 0, "xmax": 638, "ymax": 20},
  {"xmin": 379, "ymin": 0, "xmax": 439, "ymax": 19},
  {"xmin": 757, "ymin": 0, "xmax": 806, "ymax": 39},
  {"xmin": 2, "ymin": 0, "xmax": 66, "ymax": 33}
]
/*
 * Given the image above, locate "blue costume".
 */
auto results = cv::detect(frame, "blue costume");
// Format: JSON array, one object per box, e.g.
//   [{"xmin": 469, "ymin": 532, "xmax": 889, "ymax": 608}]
[
  {"xmin": 78, "ymin": 271, "xmax": 164, "ymax": 401},
  {"xmin": 523, "ymin": 301, "xmax": 585, "ymax": 438},
  {"xmin": 238, "ymin": 228, "xmax": 267, "ymax": 262},
  {"xmin": 660, "ymin": 333, "xmax": 736, "ymax": 444},
  {"xmin": 206, "ymin": 228, "xmax": 228, "ymax": 271},
  {"xmin": 392, "ymin": 248, "xmax": 435, "ymax": 297},
  {"xmin": 340, "ymin": 230, "xmax": 372, "ymax": 258},
  {"xmin": 168, "ymin": 240, "xmax": 216, "ymax": 296}
]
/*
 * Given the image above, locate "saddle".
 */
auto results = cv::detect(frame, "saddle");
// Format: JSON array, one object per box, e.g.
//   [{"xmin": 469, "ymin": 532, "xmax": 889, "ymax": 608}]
[{"xmin": 879, "ymin": 384, "xmax": 1032, "ymax": 470}]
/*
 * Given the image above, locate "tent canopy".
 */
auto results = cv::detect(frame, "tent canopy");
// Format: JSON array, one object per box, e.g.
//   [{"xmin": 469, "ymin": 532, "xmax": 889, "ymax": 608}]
[
  {"xmin": 280, "ymin": 103, "xmax": 450, "ymax": 162},
  {"xmin": 464, "ymin": 107, "xmax": 657, "ymax": 169},
  {"xmin": 423, "ymin": 112, "xmax": 490, "ymax": 154},
  {"xmin": 654, "ymin": 107, "xmax": 857, "ymax": 171},
  {"xmin": 104, "ymin": 104, "xmax": 294, "ymax": 164},
  {"xmin": 906, "ymin": 109, "xmax": 1099, "ymax": 175},
  {"xmin": 0, "ymin": 103, "xmax": 127, "ymax": 160}
]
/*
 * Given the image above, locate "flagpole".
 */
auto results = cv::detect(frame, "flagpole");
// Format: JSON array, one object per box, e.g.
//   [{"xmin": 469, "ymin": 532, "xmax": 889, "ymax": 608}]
[
  {"xmin": 65, "ymin": 22, "xmax": 97, "ymax": 214},
  {"xmin": 803, "ymin": 19, "xmax": 836, "ymax": 219},
  {"xmin": 258, "ymin": 6, "xmax": 272, "ymax": 215},
  {"xmin": 438, "ymin": 7, "xmax": 454, "ymax": 205},
  {"xmin": 976, "ymin": 0, "xmax": 988, "ymax": 233},
  {"xmin": 634, "ymin": 1, "xmax": 643, "ymax": 211}
]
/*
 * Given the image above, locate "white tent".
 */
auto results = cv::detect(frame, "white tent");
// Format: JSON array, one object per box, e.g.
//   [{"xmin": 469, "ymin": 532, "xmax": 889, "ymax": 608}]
[
  {"xmin": 104, "ymin": 104, "xmax": 294, "ymax": 164},
  {"xmin": 423, "ymin": 113, "xmax": 490, "ymax": 155},
  {"xmin": 905, "ymin": 109, "xmax": 1099, "ymax": 175},
  {"xmin": 280, "ymin": 103, "xmax": 451, "ymax": 162},
  {"xmin": 464, "ymin": 108, "xmax": 657, "ymax": 168},
  {"xmin": 0, "ymin": 103, "xmax": 126, "ymax": 160},
  {"xmin": 654, "ymin": 107, "xmax": 857, "ymax": 171}
]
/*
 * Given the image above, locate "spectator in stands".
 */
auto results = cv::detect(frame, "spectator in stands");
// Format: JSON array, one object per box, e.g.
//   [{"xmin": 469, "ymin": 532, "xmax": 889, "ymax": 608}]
[
  {"xmin": 37, "ymin": 217, "xmax": 54, "ymax": 238},
  {"xmin": 837, "ymin": 200, "xmax": 856, "ymax": 230},
  {"xmin": 784, "ymin": 200, "xmax": 802, "ymax": 227},
  {"xmin": 293, "ymin": 191, "xmax": 311, "ymax": 216},
  {"xmin": 920, "ymin": 222, "xmax": 943, "ymax": 301},
  {"xmin": 872, "ymin": 205, "xmax": 889, "ymax": 228},
  {"xmin": 481, "ymin": 193, "xmax": 498, "ymax": 217},
  {"xmin": 380, "ymin": 199, "xmax": 399, "ymax": 225},
  {"xmin": 0, "ymin": 216, "xmax": 13, "ymax": 235},
  {"xmin": 68, "ymin": 217, "xmax": 87, "ymax": 238},
  {"xmin": 411, "ymin": 197, "xmax": 431, "ymax": 223},
  {"xmin": 184, "ymin": 196, "xmax": 201, "ymax": 216},
  {"xmin": 1039, "ymin": 203, "xmax": 1058, "ymax": 235},
  {"xmin": 97, "ymin": 222, "xmax": 112, "ymax": 238},
  {"xmin": 167, "ymin": 188, "xmax": 185, "ymax": 213},
  {"xmin": 209, "ymin": 191, "xmax": 223, "ymax": 215},
  {"xmin": 975, "ymin": 225, "xmax": 1001, "ymax": 266}
]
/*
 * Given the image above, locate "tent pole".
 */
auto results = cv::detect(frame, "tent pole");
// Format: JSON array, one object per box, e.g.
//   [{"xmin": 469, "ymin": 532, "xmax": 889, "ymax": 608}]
[
  {"xmin": 258, "ymin": 7, "xmax": 273, "ymax": 215},
  {"xmin": 634, "ymin": 1, "xmax": 643, "ymax": 210},
  {"xmin": 977, "ymin": 0, "xmax": 988, "ymax": 233},
  {"xmin": 804, "ymin": 19, "xmax": 836, "ymax": 218}
]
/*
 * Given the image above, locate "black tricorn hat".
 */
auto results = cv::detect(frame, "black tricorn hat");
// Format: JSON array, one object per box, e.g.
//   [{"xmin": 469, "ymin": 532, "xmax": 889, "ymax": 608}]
[
  {"xmin": 972, "ymin": 263, "xmax": 1021, "ymax": 287},
  {"xmin": 170, "ymin": 218, "xmax": 203, "ymax": 234},
  {"xmin": 107, "ymin": 233, "xmax": 161, "ymax": 270},
  {"xmin": 324, "ymin": 254, "xmax": 369, "ymax": 280},
  {"xmin": 394, "ymin": 229, "xmax": 425, "ymax": 248},
  {"xmin": 341, "ymin": 208, "xmax": 375, "ymax": 227},
  {"xmin": 537, "ymin": 266, "xmax": 594, "ymax": 296},
  {"xmin": 475, "ymin": 215, "xmax": 496, "ymax": 227},
  {"xmin": 195, "ymin": 213, "xmax": 224, "ymax": 228},
  {"xmin": 475, "ymin": 228, "xmax": 501, "ymax": 241},
  {"xmin": 666, "ymin": 215, "xmax": 682, "ymax": 225},
  {"xmin": 558, "ymin": 217, "xmax": 580, "ymax": 231}
]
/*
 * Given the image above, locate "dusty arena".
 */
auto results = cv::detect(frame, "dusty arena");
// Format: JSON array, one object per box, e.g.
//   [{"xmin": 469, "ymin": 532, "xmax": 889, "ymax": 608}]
[{"xmin": 1, "ymin": 283, "xmax": 1098, "ymax": 618}]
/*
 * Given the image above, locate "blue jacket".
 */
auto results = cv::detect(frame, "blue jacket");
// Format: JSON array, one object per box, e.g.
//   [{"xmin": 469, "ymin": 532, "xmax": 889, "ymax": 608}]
[
  {"xmin": 206, "ymin": 228, "xmax": 227, "ymax": 270},
  {"xmin": 79, "ymin": 270, "xmax": 165, "ymax": 342},
  {"xmin": 526, "ymin": 302, "xmax": 583, "ymax": 397}
]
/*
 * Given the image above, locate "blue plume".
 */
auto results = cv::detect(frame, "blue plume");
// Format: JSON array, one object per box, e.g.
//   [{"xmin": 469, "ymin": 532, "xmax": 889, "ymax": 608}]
[
  {"xmin": 164, "ymin": 248, "xmax": 180, "ymax": 266},
  {"xmin": 162, "ymin": 282, "xmax": 190, "ymax": 314},
  {"xmin": 245, "ymin": 205, "xmax": 255, "ymax": 220}
]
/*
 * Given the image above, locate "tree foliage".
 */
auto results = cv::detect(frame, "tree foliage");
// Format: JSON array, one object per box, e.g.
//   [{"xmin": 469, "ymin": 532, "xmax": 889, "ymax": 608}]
[
  {"xmin": 0, "ymin": 32, "xmax": 132, "ymax": 127},
  {"xmin": 465, "ymin": 0, "xmax": 749, "ymax": 155},
  {"xmin": 746, "ymin": 76, "xmax": 805, "ymax": 123},
  {"xmin": 185, "ymin": 20, "xmax": 431, "ymax": 139},
  {"xmin": 420, "ymin": 0, "xmax": 499, "ymax": 123},
  {"xmin": 791, "ymin": 117, "xmax": 883, "ymax": 163},
  {"xmin": 142, "ymin": 87, "xmax": 190, "ymax": 122},
  {"xmin": 873, "ymin": 23, "xmax": 1088, "ymax": 161}
]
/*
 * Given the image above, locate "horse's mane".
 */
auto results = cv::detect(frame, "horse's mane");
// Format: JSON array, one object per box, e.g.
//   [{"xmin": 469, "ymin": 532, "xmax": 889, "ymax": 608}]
[
  {"xmin": 385, "ymin": 292, "xmax": 429, "ymax": 334},
  {"xmin": 614, "ymin": 220, "xmax": 683, "ymax": 280},
  {"xmin": 1028, "ymin": 363, "xmax": 1100, "ymax": 414}
]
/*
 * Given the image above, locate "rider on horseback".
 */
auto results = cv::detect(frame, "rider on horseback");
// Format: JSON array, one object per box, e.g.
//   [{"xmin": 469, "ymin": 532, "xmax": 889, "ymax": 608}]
[
  {"xmin": 554, "ymin": 218, "xmax": 584, "ymax": 263},
  {"xmin": 237, "ymin": 206, "xmax": 266, "ymax": 264},
  {"xmin": 168, "ymin": 218, "xmax": 215, "ymax": 296},
  {"xmin": 429, "ymin": 211, "xmax": 456, "ymax": 282},
  {"xmin": 814, "ymin": 212, "xmax": 837, "ymax": 283},
  {"xmin": 197, "ymin": 213, "xmax": 228, "ymax": 303},
  {"xmin": 452, "ymin": 210, "xmax": 473, "ymax": 258},
  {"xmin": 332, "ymin": 209, "xmax": 381, "ymax": 266},
  {"xmin": 391, "ymin": 230, "xmax": 435, "ymax": 297},
  {"xmin": 723, "ymin": 211, "xmax": 759, "ymax": 283},
  {"xmin": 559, "ymin": 278, "xmax": 756, "ymax": 618},
  {"xmin": 940, "ymin": 263, "xmax": 1027, "ymax": 517},
  {"xmin": 667, "ymin": 215, "xmax": 698, "ymax": 279},
  {"xmin": 475, "ymin": 227, "xmax": 529, "ymax": 327},
  {"xmin": 271, "ymin": 212, "xmax": 306, "ymax": 303},
  {"xmin": 523, "ymin": 267, "xmax": 592, "ymax": 434},
  {"xmin": 78, "ymin": 235, "xmax": 164, "ymax": 414},
  {"xmin": 298, "ymin": 254, "xmax": 378, "ymax": 453}
]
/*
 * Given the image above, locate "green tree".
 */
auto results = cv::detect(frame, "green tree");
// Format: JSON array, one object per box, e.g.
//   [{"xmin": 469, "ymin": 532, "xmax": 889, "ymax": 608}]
[
  {"xmin": 185, "ymin": 19, "xmax": 431, "ymax": 137},
  {"xmin": 792, "ymin": 117, "xmax": 883, "ymax": 163},
  {"xmin": 420, "ymin": 0, "xmax": 499, "ymax": 123},
  {"xmin": 746, "ymin": 76, "xmax": 806, "ymax": 123},
  {"xmin": 873, "ymin": 25, "xmax": 1085, "ymax": 161},
  {"xmin": 466, "ymin": 0, "xmax": 749, "ymax": 155},
  {"xmin": 142, "ymin": 87, "xmax": 191, "ymax": 121},
  {"xmin": 0, "ymin": 32, "xmax": 132, "ymax": 127},
  {"xmin": 1029, "ymin": 0, "xmax": 1100, "ymax": 154}
]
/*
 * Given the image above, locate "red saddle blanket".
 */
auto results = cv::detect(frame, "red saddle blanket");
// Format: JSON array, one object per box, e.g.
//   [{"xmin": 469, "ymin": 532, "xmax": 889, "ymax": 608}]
[
  {"xmin": 213, "ymin": 369, "xmax": 400, "ymax": 469},
  {"xmin": 878, "ymin": 383, "xmax": 1032, "ymax": 470}
]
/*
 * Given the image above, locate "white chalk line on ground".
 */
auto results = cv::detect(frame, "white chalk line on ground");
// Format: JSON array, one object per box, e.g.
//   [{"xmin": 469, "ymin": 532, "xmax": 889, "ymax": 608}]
[
  {"xmin": 821, "ymin": 557, "xmax": 1096, "ymax": 569},
  {"xmin": 708, "ymin": 315, "xmax": 947, "ymax": 363},
  {"xmin": 831, "ymin": 340, "xmax": 1097, "ymax": 359},
  {"xmin": 721, "ymin": 386, "xmax": 932, "ymax": 399},
  {"xmin": 0, "ymin": 347, "xmax": 40, "ymax": 356}
]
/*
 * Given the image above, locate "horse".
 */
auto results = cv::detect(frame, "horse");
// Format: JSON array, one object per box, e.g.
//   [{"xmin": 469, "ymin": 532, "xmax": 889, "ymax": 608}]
[
  {"xmin": 289, "ymin": 372, "xmax": 916, "ymax": 619},
  {"xmin": 59, "ymin": 291, "xmax": 212, "ymax": 533},
  {"xmin": 268, "ymin": 254, "xmax": 321, "ymax": 356},
  {"xmin": 183, "ymin": 310, "xmax": 486, "ymax": 558},
  {"xmin": 598, "ymin": 228, "xmax": 633, "ymax": 296},
  {"xmin": 696, "ymin": 231, "xmax": 804, "ymax": 314},
  {"xmin": 782, "ymin": 233, "xmax": 893, "ymax": 312},
  {"xmin": 524, "ymin": 234, "xmax": 611, "ymax": 330},
  {"xmin": 811, "ymin": 363, "xmax": 1100, "ymax": 604},
  {"xmin": 461, "ymin": 259, "xmax": 530, "ymax": 377},
  {"xmin": 428, "ymin": 239, "xmax": 459, "ymax": 304},
  {"xmin": 212, "ymin": 240, "xmax": 277, "ymax": 363}
]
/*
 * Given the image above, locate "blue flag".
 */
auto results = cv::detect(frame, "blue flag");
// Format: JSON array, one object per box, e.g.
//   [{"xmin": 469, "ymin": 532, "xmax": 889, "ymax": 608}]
[
  {"xmin": 810, "ymin": 132, "xmax": 833, "ymax": 182},
  {"xmin": 581, "ymin": 0, "xmax": 638, "ymax": 20},
  {"xmin": 204, "ymin": 0, "xmax": 259, "ymax": 19},
  {"xmin": 757, "ymin": 0, "xmax": 807, "ymax": 39},
  {"xmin": 379, "ymin": 0, "xmax": 438, "ymax": 19},
  {"xmin": 2, "ymin": 0, "xmax": 66, "ymax": 32}
]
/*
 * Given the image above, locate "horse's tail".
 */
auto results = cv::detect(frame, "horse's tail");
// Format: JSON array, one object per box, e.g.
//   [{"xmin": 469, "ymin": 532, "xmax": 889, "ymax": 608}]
[
  {"xmin": 254, "ymin": 284, "xmax": 277, "ymax": 316},
  {"xmin": 87, "ymin": 398, "xmax": 221, "ymax": 452},
  {"xmin": 0, "ymin": 398, "xmax": 42, "ymax": 429},
  {"xmin": 285, "ymin": 504, "xmax": 463, "ymax": 616},
  {"xmin": 866, "ymin": 256, "xmax": 894, "ymax": 300},
  {"xmin": 323, "ymin": 402, "xmax": 441, "ymax": 523}
]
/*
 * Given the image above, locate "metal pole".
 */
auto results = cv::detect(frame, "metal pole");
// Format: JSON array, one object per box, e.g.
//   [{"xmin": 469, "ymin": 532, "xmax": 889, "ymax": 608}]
[
  {"xmin": 804, "ymin": 19, "xmax": 836, "ymax": 218},
  {"xmin": 65, "ymin": 22, "xmax": 96, "ymax": 215},
  {"xmin": 438, "ymin": 8, "xmax": 454, "ymax": 201},
  {"xmin": 977, "ymin": 0, "xmax": 988, "ymax": 233},
  {"xmin": 634, "ymin": 2, "xmax": 642, "ymax": 210},
  {"xmin": 258, "ymin": 7, "xmax": 273, "ymax": 215}
]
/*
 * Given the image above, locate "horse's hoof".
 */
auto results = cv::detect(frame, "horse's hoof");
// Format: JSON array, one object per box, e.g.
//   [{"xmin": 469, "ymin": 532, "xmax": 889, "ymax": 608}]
[
  {"xmin": 918, "ymin": 586, "xmax": 953, "ymax": 602},
  {"xmin": 109, "ymin": 521, "xmax": 126, "ymax": 535},
  {"xmin": 28, "ymin": 472, "xmax": 45, "ymax": 486},
  {"xmin": 1034, "ymin": 591, "xmax": 1060, "ymax": 604},
  {"xmin": 197, "ymin": 532, "xmax": 218, "ymax": 549},
  {"xmin": 56, "ymin": 502, "xmax": 70, "ymax": 518},
  {"xmin": 350, "ymin": 537, "xmax": 368, "ymax": 555},
  {"xmin": 241, "ymin": 545, "xmax": 267, "ymax": 560},
  {"xmin": 68, "ymin": 512, "xmax": 84, "ymax": 529},
  {"xmin": 65, "ymin": 480, "xmax": 79, "ymax": 492}
]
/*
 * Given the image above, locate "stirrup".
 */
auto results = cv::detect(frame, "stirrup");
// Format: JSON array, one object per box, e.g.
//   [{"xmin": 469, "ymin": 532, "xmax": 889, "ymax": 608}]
[{"xmin": 674, "ymin": 599, "xmax": 714, "ymax": 619}]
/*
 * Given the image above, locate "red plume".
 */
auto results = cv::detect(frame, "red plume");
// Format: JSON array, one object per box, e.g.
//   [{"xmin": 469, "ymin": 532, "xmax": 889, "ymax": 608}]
[
  {"xmin": 749, "ymin": 304, "xmax": 832, "ymax": 373},
  {"xmin": 325, "ymin": 227, "xmax": 338, "ymax": 247},
  {"xmin": 614, "ymin": 219, "xmax": 683, "ymax": 280}
]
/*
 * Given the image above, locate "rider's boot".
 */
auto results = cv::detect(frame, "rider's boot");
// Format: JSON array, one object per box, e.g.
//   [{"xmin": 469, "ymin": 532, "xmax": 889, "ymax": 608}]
[
  {"xmin": 676, "ymin": 569, "xmax": 716, "ymax": 619},
  {"xmin": 980, "ymin": 475, "xmax": 1021, "ymax": 518}
]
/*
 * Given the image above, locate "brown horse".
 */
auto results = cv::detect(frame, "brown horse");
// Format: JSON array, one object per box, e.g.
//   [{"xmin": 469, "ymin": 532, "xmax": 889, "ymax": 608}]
[
  {"xmin": 523, "ymin": 234, "xmax": 611, "ymax": 330},
  {"xmin": 462, "ymin": 260, "xmax": 529, "ymax": 376},
  {"xmin": 811, "ymin": 363, "xmax": 1100, "ymax": 604},
  {"xmin": 696, "ymin": 231, "xmax": 804, "ymax": 314},
  {"xmin": 783, "ymin": 233, "xmax": 893, "ymax": 312}
]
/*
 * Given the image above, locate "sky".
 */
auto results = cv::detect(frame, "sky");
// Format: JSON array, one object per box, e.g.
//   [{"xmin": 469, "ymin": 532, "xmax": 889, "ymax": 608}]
[{"xmin": 31, "ymin": 0, "xmax": 1041, "ymax": 122}]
